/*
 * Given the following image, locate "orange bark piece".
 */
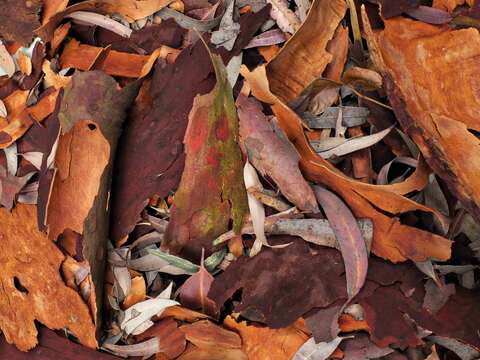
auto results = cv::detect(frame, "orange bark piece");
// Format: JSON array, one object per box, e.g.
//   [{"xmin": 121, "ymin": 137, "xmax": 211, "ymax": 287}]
[
  {"xmin": 180, "ymin": 320, "xmax": 242, "ymax": 349},
  {"xmin": 122, "ymin": 276, "xmax": 146, "ymax": 309},
  {"xmin": 0, "ymin": 205, "xmax": 96, "ymax": 351},
  {"xmin": 241, "ymin": 64, "xmax": 451, "ymax": 262},
  {"xmin": 47, "ymin": 119, "xmax": 110, "ymax": 242},
  {"xmin": 59, "ymin": 39, "xmax": 177, "ymax": 78},
  {"xmin": 223, "ymin": 316, "xmax": 309, "ymax": 360},
  {"xmin": 266, "ymin": 0, "xmax": 347, "ymax": 102},
  {"xmin": 338, "ymin": 314, "xmax": 370, "ymax": 332},
  {"xmin": 364, "ymin": 15, "xmax": 480, "ymax": 222}
]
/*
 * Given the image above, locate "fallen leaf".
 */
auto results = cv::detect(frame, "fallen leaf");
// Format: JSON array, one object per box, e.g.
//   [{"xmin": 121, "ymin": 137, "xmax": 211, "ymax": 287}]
[
  {"xmin": 160, "ymin": 306, "xmax": 209, "ymax": 322},
  {"xmin": 237, "ymin": 94, "xmax": 318, "ymax": 212},
  {"xmin": 177, "ymin": 344, "xmax": 248, "ymax": 360},
  {"xmin": 67, "ymin": 11, "xmax": 133, "ymax": 38},
  {"xmin": 316, "ymin": 126, "xmax": 392, "ymax": 159},
  {"xmin": 42, "ymin": 60, "xmax": 71, "ymax": 90},
  {"xmin": 163, "ymin": 50, "xmax": 248, "ymax": 260},
  {"xmin": 313, "ymin": 186, "xmax": 369, "ymax": 300},
  {"xmin": 224, "ymin": 315, "xmax": 310, "ymax": 360},
  {"xmin": 0, "ymin": 205, "xmax": 96, "ymax": 351},
  {"xmin": 266, "ymin": 0, "xmax": 347, "ymax": 102}
]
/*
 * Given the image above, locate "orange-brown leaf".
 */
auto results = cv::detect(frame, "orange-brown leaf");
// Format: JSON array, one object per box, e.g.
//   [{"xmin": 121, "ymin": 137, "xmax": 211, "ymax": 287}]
[{"xmin": 180, "ymin": 320, "xmax": 242, "ymax": 349}]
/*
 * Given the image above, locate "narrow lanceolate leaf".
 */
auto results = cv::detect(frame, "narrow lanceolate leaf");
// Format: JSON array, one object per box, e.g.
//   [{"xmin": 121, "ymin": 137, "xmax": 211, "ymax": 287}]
[
  {"xmin": 163, "ymin": 51, "xmax": 248, "ymax": 261},
  {"xmin": 316, "ymin": 126, "xmax": 393, "ymax": 159},
  {"xmin": 313, "ymin": 186, "xmax": 368, "ymax": 299}
]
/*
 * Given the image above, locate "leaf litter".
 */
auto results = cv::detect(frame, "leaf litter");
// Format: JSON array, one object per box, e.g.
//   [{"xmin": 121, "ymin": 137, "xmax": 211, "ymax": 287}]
[{"xmin": 0, "ymin": 0, "xmax": 480, "ymax": 359}]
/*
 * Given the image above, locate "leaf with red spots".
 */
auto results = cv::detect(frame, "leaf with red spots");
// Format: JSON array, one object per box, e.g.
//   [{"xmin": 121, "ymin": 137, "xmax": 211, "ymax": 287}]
[{"xmin": 162, "ymin": 50, "xmax": 248, "ymax": 261}]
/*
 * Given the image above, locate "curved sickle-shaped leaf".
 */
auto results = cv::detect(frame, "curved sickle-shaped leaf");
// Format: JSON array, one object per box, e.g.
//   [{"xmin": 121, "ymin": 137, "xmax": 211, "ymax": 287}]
[{"xmin": 312, "ymin": 185, "xmax": 368, "ymax": 299}]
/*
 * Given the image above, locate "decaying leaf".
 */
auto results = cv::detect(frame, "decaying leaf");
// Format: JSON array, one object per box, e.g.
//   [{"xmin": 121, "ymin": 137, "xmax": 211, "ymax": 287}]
[
  {"xmin": 267, "ymin": 0, "xmax": 347, "ymax": 102},
  {"xmin": 163, "ymin": 50, "xmax": 248, "ymax": 260},
  {"xmin": 237, "ymin": 94, "xmax": 318, "ymax": 212},
  {"xmin": 0, "ymin": 205, "xmax": 96, "ymax": 351},
  {"xmin": 224, "ymin": 316, "xmax": 310, "ymax": 360},
  {"xmin": 363, "ymin": 12, "xmax": 480, "ymax": 222}
]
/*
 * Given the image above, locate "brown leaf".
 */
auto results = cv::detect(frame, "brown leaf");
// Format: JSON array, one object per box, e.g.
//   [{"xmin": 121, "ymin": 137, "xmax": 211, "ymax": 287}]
[
  {"xmin": 177, "ymin": 344, "xmax": 247, "ymax": 360},
  {"xmin": 0, "ymin": 0, "xmax": 41, "ymax": 45},
  {"xmin": 163, "ymin": 51, "xmax": 248, "ymax": 261},
  {"xmin": 180, "ymin": 320, "xmax": 242, "ymax": 349},
  {"xmin": 363, "ymin": 13, "xmax": 480, "ymax": 223},
  {"xmin": 122, "ymin": 276, "xmax": 146, "ymax": 309},
  {"xmin": 241, "ymin": 64, "xmax": 451, "ymax": 263},
  {"xmin": 342, "ymin": 66, "xmax": 383, "ymax": 91},
  {"xmin": 223, "ymin": 316, "xmax": 310, "ymax": 360},
  {"xmin": 0, "ymin": 205, "xmax": 96, "ymax": 351},
  {"xmin": 313, "ymin": 185, "xmax": 369, "ymax": 299},
  {"xmin": 42, "ymin": 0, "xmax": 69, "ymax": 24},
  {"xmin": 432, "ymin": 0, "xmax": 474, "ymax": 12},
  {"xmin": 159, "ymin": 306, "xmax": 210, "ymax": 322},
  {"xmin": 266, "ymin": 0, "xmax": 347, "ymax": 102},
  {"xmin": 237, "ymin": 94, "xmax": 318, "ymax": 212}
]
